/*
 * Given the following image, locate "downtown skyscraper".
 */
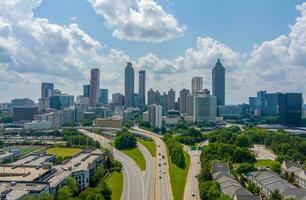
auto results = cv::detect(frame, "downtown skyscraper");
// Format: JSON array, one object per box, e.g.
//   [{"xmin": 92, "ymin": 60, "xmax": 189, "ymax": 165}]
[
  {"xmin": 41, "ymin": 82, "xmax": 54, "ymax": 98},
  {"xmin": 212, "ymin": 59, "xmax": 225, "ymax": 106},
  {"xmin": 89, "ymin": 68, "xmax": 100, "ymax": 107},
  {"xmin": 125, "ymin": 62, "xmax": 134, "ymax": 107},
  {"xmin": 191, "ymin": 77, "xmax": 203, "ymax": 95},
  {"xmin": 139, "ymin": 70, "xmax": 146, "ymax": 108}
]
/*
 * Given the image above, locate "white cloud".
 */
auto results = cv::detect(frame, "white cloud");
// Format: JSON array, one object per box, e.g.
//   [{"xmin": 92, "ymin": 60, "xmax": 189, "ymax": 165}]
[
  {"xmin": 2, "ymin": 1, "xmax": 306, "ymax": 104},
  {"xmin": 88, "ymin": 0, "xmax": 185, "ymax": 42}
]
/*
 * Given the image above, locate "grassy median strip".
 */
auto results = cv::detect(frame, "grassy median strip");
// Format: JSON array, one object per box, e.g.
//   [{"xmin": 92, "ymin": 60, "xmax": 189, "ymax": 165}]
[
  {"xmin": 169, "ymin": 151, "xmax": 190, "ymax": 200},
  {"xmin": 139, "ymin": 139, "xmax": 156, "ymax": 157},
  {"xmin": 122, "ymin": 147, "xmax": 146, "ymax": 171},
  {"xmin": 106, "ymin": 171, "xmax": 124, "ymax": 200}
]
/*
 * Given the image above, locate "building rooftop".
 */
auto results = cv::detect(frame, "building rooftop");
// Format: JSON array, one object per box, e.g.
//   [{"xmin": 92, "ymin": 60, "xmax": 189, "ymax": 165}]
[
  {"xmin": 248, "ymin": 171, "xmax": 306, "ymax": 199},
  {"xmin": 0, "ymin": 166, "xmax": 49, "ymax": 182},
  {"xmin": 0, "ymin": 152, "xmax": 14, "ymax": 161},
  {"xmin": 0, "ymin": 181, "xmax": 49, "ymax": 200},
  {"xmin": 9, "ymin": 154, "xmax": 55, "ymax": 167},
  {"xmin": 212, "ymin": 162, "xmax": 260, "ymax": 200}
]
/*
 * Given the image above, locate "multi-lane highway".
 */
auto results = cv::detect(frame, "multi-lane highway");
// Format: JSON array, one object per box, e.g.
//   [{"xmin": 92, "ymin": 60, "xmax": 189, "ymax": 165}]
[
  {"xmin": 183, "ymin": 145, "xmax": 201, "ymax": 200},
  {"xmin": 79, "ymin": 129, "xmax": 145, "ymax": 200},
  {"xmin": 138, "ymin": 142, "xmax": 155, "ymax": 200},
  {"xmin": 132, "ymin": 127, "xmax": 173, "ymax": 200}
]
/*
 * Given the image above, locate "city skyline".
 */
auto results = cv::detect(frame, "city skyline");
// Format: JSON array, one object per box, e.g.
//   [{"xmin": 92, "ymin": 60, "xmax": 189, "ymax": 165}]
[
  {"xmin": 1, "ymin": 2, "xmax": 306, "ymax": 200},
  {"xmin": 2, "ymin": 1, "xmax": 306, "ymax": 104}
]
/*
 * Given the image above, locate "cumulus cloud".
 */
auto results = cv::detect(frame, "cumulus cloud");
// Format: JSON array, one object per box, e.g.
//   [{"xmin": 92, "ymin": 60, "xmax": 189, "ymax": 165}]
[
  {"xmin": 88, "ymin": 0, "xmax": 185, "ymax": 42},
  {"xmin": 2, "ymin": 0, "xmax": 306, "ymax": 104},
  {"xmin": 0, "ymin": 0, "xmax": 130, "ymax": 101}
]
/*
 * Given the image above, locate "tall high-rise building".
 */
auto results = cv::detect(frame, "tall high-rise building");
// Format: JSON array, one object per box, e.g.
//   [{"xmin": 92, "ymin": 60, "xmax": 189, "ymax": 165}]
[
  {"xmin": 148, "ymin": 104, "xmax": 162, "ymax": 128},
  {"xmin": 99, "ymin": 89, "xmax": 108, "ymax": 105},
  {"xmin": 194, "ymin": 95, "xmax": 217, "ymax": 122},
  {"xmin": 249, "ymin": 97, "xmax": 257, "ymax": 114},
  {"xmin": 256, "ymin": 90, "xmax": 267, "ymax": 116},
  {"xmin": 186, "ymin": 94, "xmax": 195, "ymax": 117},
  {"xmin": 41, "ymin": 82, "xmax": 54, "ymax": 98},
  {"xmin": 278, "ymin": 93, "xmax": 303, "ymax": 126},
  {"xmin": 89, "ymin": 68, "xmax": 100, "ymax": 107},
  {"xmin": 134, "ymin": 93, "xmax": 140, "ymax": 107},
  {"xmin": 147, "ymin": 89, "xmax": 160, "ymax": 105},
  {"xmin": 160, "ymin": 92, "xmax": 168, "ymax": 116},
  {"xmin": 265, "ymin": 93, "xmax": 280, "ymax": 116},
  {"xmin": 191, "ymin": 77, "xmax": 203, "ymax": 95},
  {"xmin": 13, "ymin": 106, "xmax": 38, "ymax": 123},
  {"xmin": 125, "ymin": 62, "xmax": 135, "ymax": 107},
  {"xmin": 112, "ymin": 93, "xmax": 124, "ymax": 106},
  {"xmin": 50, "ymin": 94, "xmax": 74, "ymax": 110},
  {"xmin": 11, "ymin": 98, "xmax": 35, "ymax": 108},
  {"xmin": 179, "ymin": 89, "xmax": 190, "ymax": 115},
  {"xmin": 139, "ymin": 70, "xmax": 146, "ymax": 108},
  {"xmin": 212, "ymin": 59, "xmax": 225, "ymax": 106},
  {"xmin": 83, "ymin": 85, "xmax": 90, "ymax": 98},
  {"xmin": 167, "ymin": 89, "xmax": 176, "ymax": 110}
]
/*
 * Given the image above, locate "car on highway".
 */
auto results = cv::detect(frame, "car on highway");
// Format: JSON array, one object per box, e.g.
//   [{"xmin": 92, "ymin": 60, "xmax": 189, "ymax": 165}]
[
  {"xmin": 192, "ymin": 193, "xmax": 195, "ymax": 197},
  {"xmin": 162, "ymin": 155, "xmax": 165, "ymax": 159},
  {"xmin": 159, "ymin": 176, "xmax": 162, "ymax": 179},
  {"xmin": 164, "ymin": 161, "xmax": 166, "ymax": 165}
]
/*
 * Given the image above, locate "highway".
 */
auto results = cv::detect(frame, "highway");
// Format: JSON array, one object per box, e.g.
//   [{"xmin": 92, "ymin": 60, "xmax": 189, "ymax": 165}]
[
  {"xmin": 79, "ymin": 129, "xmax": 145, "ymax": 200},
  {"xmin": 138, "ymin": 142, "xmax": 155, "ymax": 200},
  {"xmin": 183, "ymin": 145, "xmax": 201, "ymax": 200},
  {"xmin": 132, "ymin": 127, "xmax": 173, "ymax": 200}
]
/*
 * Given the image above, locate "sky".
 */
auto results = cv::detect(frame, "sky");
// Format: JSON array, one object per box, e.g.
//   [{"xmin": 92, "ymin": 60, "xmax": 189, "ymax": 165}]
[{"xmin": 1, "ymin": 0, "xmax": 306, "ymax": 104}]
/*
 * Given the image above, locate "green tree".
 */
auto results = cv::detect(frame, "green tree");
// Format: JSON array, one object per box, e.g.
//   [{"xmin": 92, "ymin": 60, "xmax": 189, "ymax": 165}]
[
  {"xmin": 24, "ymin": 196, "xmax": 36, "ymax": 200},
  {"xmin": 236, "ymin": 163, "xmax": 255, "ymax": 174},
  {"xmin": 218, "ymin": 195, "xmax": 232, "ymax": 200},
  {"xmin": 0, "ymin": 115, "xmax": 12, "ymax": 123},
  {"xmin": 199, "ymin": 181, "xmax": 221, "ymax": 200},
  {"xmin": 66, "ymin": 176, "xmax": 79, "ymax": 196},
  {"xmin": 247, "ymin": 182, "xmax": 260, "ymax": 195},
  {"xmin": 38, "ymin": 193, "xmax": 54, "ymax": 200},
  {"xmin": 235, "ymin": 134, "xmax": 250, "ymax": 147},
  {"xmin": 114, "ymin": 129, "xmax": 136, "ymax": 149},
  {"xmin": 270, "ymin": 189, "xmax": 281, "ymax": 200},
  {"xmin": 199, "ymin": 162, "xmax": 212, "ymax": 181},
  {"xmin": 270, "ymin": 161, "xmax": 281, "ymax": 174},
  {"xmin": 56, "ymin": 186, "xmax": 72, "ymax": 200},
  {"xmin": 97, "ymin": 182, "xmax": 111, "ymax": 200},
  {"xmin": 288, "ymin": 172, "xmax": 295, "ymax": 183},
  {"xmin": 82, "ymin": 119, "xmax": 93, "ymax": 127},
  {"xmin": 91, "ymin": 166, "xmax": 106, "ymax": 187}
]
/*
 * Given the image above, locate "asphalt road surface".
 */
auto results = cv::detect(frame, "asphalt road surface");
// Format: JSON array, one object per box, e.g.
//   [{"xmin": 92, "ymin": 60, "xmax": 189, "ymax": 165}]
[
  {"xmin": 79, "ymin": 129, "xmax": 145, "ymax": 200},
  {"xmin": 138, "ymin": 142, "xmax": 155, "ymax": 200},
  {"xmin": 132, "ymin": 127, "xmax": 173, "ymax": 200},
  {"xmin": 183, "ymin": 145, "xmax": 201, "ymax": 200}
]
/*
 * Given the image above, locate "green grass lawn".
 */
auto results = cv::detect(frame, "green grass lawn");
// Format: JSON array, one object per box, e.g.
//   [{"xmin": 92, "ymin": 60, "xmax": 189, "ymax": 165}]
[
  {"xmin": 255, "ymin": 159, "xmax": 274, "ymax": 168},
  {"xmin": 121, "ymin": 147, "xmax": 146, "ymax": 171},
  {"xmin": 169, "ymin": 151, "xmax": 190, "ymax": 200},
  {"xmin": 106, "ymin": 171, "xmax": 124, "ymax": 200},
  {"xmin": 139, "ymin": 139, "xmax": 156, "ymax": 157},
  {"xmin": 5, "ymin": 145, "xmax": 44, "ymax": 155},
  {"xmin": 46, "ymin": 147, "xmax": 81, "ymax": 157}
]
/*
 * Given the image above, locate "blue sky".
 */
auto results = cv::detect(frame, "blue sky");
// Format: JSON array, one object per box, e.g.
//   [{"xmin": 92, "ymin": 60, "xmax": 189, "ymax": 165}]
[
  {"xmin": 34, "ymin": 0, "xmax": 304, "ymax": 59},
  {"xmin": 1, "ymin": 0, "xmax": 306, "ymax": 103}
]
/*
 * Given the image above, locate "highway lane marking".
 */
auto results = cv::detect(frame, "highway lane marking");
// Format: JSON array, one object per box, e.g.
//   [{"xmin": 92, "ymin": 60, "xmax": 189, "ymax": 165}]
[{"xmin": 138, "ymin": 143, "xmax": 152, "ymax": 200}]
